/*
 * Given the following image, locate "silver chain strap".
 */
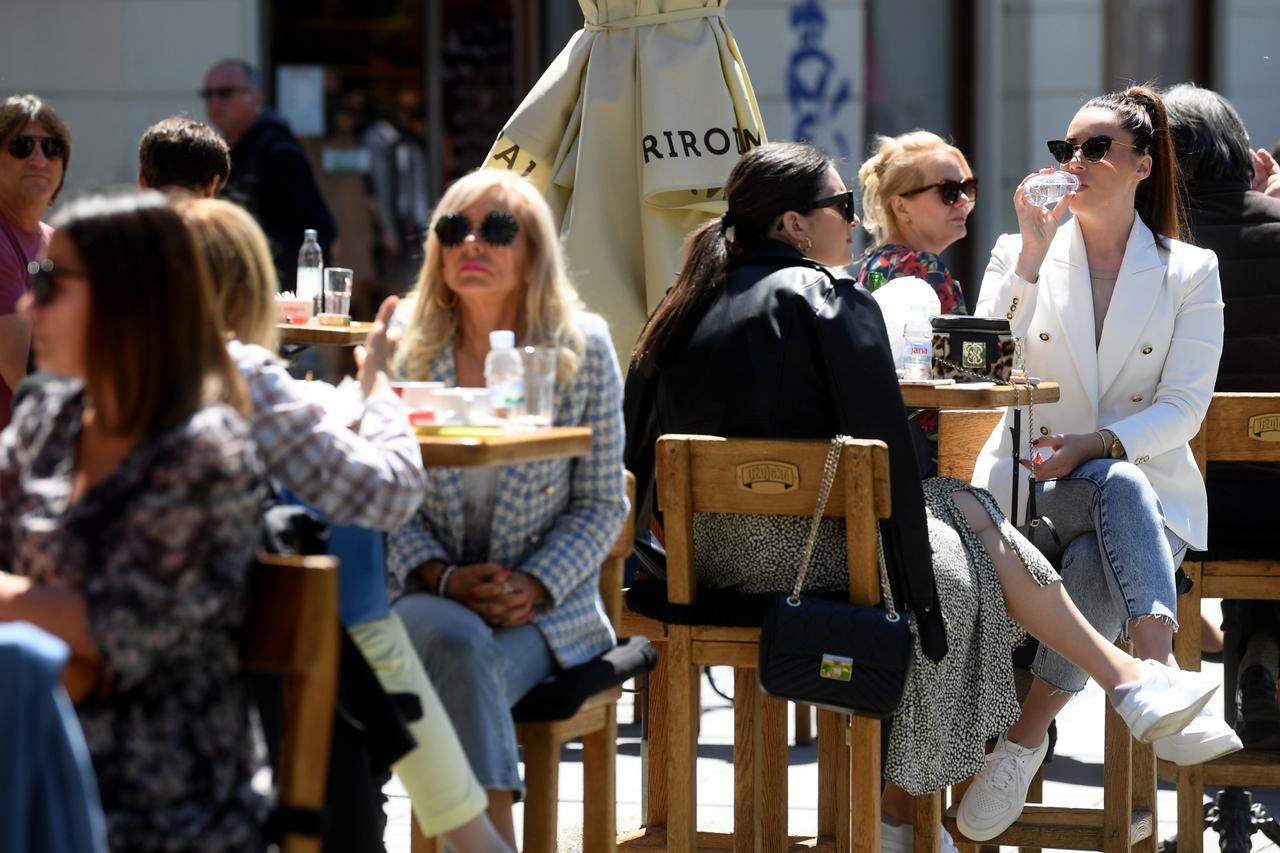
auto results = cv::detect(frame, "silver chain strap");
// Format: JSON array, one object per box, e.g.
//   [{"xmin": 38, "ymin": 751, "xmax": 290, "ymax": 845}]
[{"xmin": 788, "ymin": 436, "xmax": 899, "ymax": 622}]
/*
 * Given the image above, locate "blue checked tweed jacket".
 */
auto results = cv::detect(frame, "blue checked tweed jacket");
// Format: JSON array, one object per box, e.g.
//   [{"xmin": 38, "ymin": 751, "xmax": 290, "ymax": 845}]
[{"xmin": 387, "ymin": 312, "xmax": 629, "ymax": 668}]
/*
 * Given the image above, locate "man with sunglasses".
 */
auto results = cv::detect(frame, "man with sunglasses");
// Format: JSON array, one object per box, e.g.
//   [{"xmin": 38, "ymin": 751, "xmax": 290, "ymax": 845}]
[
  {"xmin": 202, "ymin": 59, "xmax": 335, "ymax": 290},
  {"xmin": 0, "ymin": 94, "xmax": 70, "ymax": 430}
]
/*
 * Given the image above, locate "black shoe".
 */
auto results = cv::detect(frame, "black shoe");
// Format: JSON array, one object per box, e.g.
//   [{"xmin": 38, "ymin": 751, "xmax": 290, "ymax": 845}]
[{"xmin": 1235, "ymin": 665, "xmax": 1280, "ymax": 750}]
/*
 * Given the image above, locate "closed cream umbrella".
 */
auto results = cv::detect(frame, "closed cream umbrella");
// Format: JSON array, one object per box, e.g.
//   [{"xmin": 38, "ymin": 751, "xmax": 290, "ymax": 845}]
[{"xmin": 483, "ymin": 0, "xmax": 767, "ymax": 358}]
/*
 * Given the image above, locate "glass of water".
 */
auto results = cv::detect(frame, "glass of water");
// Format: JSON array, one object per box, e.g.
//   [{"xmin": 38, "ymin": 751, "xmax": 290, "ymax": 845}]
[
  {"xmin": 519, "ymin": 346, "xmax": 557, "ymax": 428},
  {"xmin": 323, "ymin": 267, "xmax": 354, "ymax": 316}
]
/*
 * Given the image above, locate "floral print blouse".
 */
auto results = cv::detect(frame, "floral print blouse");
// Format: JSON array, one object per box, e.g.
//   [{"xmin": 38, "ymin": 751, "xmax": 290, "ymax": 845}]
[
  {"xmin": 856, "ymin": 242, "xmax": 968, "ymax": 315},
  {"xmin": 0, "ymin": 378, "xmax": 267, "ymax": 852}
]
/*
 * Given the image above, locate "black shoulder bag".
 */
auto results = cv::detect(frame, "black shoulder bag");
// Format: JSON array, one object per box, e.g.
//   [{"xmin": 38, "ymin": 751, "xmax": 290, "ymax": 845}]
[{"xmin": 758, "ymin": 436, "xmax": 914, "ymax": 718}]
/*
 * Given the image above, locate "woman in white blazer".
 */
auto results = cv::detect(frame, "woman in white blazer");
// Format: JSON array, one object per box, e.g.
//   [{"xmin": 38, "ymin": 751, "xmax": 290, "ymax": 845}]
[{"xmin": 959, "ymin": 86, "xmax": 1239, "ymax": 841}]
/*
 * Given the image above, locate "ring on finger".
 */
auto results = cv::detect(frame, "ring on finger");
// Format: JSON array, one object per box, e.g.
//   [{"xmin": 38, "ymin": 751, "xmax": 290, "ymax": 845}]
[{"xmin": 501, "ymin": 580, "xmax": 514, "ymax": 595}]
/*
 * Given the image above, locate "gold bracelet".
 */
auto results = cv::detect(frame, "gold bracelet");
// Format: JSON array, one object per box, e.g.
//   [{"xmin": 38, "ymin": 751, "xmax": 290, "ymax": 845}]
[{"xmin": 1095, "ymin": 430, "xmax": 1110, "ymax": 458}]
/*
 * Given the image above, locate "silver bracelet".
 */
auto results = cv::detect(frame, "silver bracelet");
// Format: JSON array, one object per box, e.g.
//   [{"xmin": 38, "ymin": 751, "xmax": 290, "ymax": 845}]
[{"xmin": 436, "ymin": 564, "xmax": 460, "ymax": 597}]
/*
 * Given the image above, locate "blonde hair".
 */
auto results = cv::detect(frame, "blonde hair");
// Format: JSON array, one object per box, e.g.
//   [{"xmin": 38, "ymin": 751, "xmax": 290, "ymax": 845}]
[
  {"xmin": 857, "ymin": 131, "xmax": 973, "ymax": 247},
  {"xmin": 395, "ymin": 169, "xmax": 586, "ymax": 384},
  {"xmin": 176, "ymin": 197, "xmax": 279, "ymax": 350}
]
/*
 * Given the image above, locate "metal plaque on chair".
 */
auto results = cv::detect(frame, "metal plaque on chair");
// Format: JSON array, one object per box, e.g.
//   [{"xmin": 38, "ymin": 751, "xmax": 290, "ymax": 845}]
[
  {"xmin": 736, "ymin": 461, "xmax": 799, "ymax": 494},
  {"xmin": 1248, "ymin": 413, "xmax": 1280, "ymax": 441}
]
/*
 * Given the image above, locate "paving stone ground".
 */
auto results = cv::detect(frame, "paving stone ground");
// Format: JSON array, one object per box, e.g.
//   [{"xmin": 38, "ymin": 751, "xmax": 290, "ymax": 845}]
[{"xmin": 385, "ymin": 602, "xmax": 1278, "ymax": 852}]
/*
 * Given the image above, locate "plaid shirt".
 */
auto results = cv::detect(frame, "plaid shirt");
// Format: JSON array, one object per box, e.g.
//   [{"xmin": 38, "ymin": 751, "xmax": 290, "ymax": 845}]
[
  {"xmin": 387, "ymin": 313, "xmax": 629, "ymax": 669},
  {"xmin": 229, "ymin": 341, "xmax": 426, "ymax": 531}
]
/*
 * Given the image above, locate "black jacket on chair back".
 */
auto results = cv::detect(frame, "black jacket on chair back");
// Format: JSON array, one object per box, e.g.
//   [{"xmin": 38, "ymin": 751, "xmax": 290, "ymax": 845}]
[{"xmin": 624, "ymin": 241, "xmax": 946, "ymax": 662}]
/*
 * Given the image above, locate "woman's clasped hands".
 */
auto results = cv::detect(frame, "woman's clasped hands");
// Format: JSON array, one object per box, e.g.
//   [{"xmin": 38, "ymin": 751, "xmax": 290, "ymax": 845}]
[{"xmin": 442, "ymin": 563, "xmax": 550, "ymax": 628}]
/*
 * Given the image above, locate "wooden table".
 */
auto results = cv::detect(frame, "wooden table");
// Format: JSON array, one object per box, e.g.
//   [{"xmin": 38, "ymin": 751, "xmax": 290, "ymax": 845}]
[
  {"xmin": 277, "ymin": 320, "xmax": 372, "ymax": 347},
  {"xmin": 899, "ymin": 380, "xmax": 1060, "ymax": 409},
  {"xmin": 417, "ymin": 426, "xmax": 592, "ymax": 468}
]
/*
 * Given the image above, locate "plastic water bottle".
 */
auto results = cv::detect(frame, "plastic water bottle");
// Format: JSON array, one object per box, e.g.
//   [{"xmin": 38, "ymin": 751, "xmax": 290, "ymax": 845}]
[
  {"xmin": 1024, "ymin": 171, "xmax": 1080, "ymax": 208},
  {"xmin": 484, "ymin": 330, "xmax": 525, "ymax": 420},
  {"xmin": 902, "ymin": 303, "xmax": 933, "ymax": 381},
  {"xmin": 296, "ymin": 229, "xmax": 323, "ymax": 314}
]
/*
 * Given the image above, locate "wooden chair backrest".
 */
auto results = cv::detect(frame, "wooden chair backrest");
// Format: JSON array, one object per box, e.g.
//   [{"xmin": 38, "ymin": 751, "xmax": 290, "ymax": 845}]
[
  {"xmin": 937, "ymin": 408, "xmax": 1004, "ymax": 481},
  {"xmin": 1190, "ymin": 392, "xmax": 1280, "ymax": 475},
  {"xmin": 243, "ymin": 553, "xmax": 340, "ymax": 853},
  {"xmin": 655, "ymin": 435, "xmax": 891, "ymax": 608},
  {"xmin": 598, "ymin": 471, "xmax": 636, "ymax": 630}
]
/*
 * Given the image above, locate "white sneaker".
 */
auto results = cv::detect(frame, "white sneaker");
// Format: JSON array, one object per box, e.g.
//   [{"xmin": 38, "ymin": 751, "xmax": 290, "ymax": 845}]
[
  {"xmin": 880, "ymin": 818, "xmax": 960, "ymax": 853},
  {"xmin": 955, "ymin": 732, "xmax": 1048, "ymax": 842},
  {"xmin": 1153, "ymin": 704, "xmax": 1243, "ymax": 765},
  {"xmin": 1112, "ymin": 659, "xmax": 1220, "ymax": 743}
]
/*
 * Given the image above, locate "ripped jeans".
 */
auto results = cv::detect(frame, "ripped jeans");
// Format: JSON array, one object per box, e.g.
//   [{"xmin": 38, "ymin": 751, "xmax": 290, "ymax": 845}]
[{"xmin": 1029, "ymin": 458, "xmax": 1187, "ymax": 693}]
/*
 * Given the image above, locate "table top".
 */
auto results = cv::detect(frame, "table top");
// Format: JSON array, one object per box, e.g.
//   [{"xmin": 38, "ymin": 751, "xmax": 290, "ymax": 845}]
[
  {"xmin": 899, "ymin": 380, "xmax": 1060, "ymax": 409},
  {"xmin": 418, "ymin": 426, "xmax": 593, "ymax": 467},
  {"xmin": 277, "ymin": 320, "xmax": 372, "ymax": 347}
]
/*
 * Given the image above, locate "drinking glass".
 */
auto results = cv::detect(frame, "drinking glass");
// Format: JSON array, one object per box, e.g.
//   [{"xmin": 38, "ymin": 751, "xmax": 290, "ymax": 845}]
[
  {"xmin": 323, "ymin": 267, "xmax": 354, "ymax": 316},
  {"xmin": 519, "ymin": 346, "xmax": 558, "ymax": 428}
]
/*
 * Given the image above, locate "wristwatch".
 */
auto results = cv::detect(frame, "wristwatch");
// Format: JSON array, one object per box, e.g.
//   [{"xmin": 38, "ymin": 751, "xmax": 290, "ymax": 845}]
[{"xmin": 1100, "ymin": 428, "xmax": 1126, "ymax": 459}]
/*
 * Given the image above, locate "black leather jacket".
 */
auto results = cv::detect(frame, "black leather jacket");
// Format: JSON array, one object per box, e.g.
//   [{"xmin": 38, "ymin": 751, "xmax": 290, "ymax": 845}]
[{"xmin": 624, "ymin": 241, "xmax": 945, "ymax": 661}]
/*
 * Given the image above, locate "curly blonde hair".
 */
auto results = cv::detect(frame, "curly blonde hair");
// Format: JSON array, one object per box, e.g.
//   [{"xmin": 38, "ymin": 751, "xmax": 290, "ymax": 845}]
[
  {"xmin": 394, "ymin": 169, "xmax": 586, "ymax": 383},
  {"xmin": 857, "ymin": 131, "xmax": 972, "ymax": 247},
  {"xmin": 175, "ymin": 197, "xmax": 279, "ymax": 350}
]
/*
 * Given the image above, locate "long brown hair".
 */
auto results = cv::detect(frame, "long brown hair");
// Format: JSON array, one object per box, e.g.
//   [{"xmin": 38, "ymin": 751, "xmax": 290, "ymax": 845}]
[
  {"xmin": 1083, "ymin": 84, "xmax": 1186, "ymax": 242},
  {"xmin": 630, "ymin": 141, "xmax": 832, "ymax": 376},
  {"xmin": 52, "ymin": 190, "xmax": 246, "ymax": 436}
]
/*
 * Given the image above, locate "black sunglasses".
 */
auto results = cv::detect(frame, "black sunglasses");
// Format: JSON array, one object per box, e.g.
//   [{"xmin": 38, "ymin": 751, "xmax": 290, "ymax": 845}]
[
  {"xmin": 7, "ymin": 135, "xmax": 66, "ymax": 161},
  {"xmin": 1046, "ymin": 136, "xmax": 1142, "ymax": 164},
  {"xmin": 434, "ymin": 211, "xmax": 520, "ymax": 247},
  {"xmin": 806, "ymin": 190, "xmax": 858, "ymax": 224},
  {"xmin": 26, "ymin": 259, "xmax": 87, "ymax": 306},
  {"xmin": 900, "ymin": 177, "xmax": 979, "ymax": 206},
  {"xmin": 199, "ymin": 86, "xmax": 250, "ymax": 101}
]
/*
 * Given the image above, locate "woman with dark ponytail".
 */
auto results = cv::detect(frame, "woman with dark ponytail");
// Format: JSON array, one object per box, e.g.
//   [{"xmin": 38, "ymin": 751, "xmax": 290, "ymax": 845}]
[
  {"xmin": 624, "ymin": 141, "xmax": 1222, "ymax": 852},
  {"xmin": 964, "ymin": 86, "xmax": 1236, "ymax": 840}
]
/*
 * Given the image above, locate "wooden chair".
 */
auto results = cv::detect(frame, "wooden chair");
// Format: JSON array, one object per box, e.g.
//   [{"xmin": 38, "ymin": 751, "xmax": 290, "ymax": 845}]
[
  {"xmin": 244, "ymin": 553, "xmax": 341, "ymax": 853},
  {"xmin": 1160, "ymin": 392, "xmax": 1280, "ymax": 853},
  {"xmin": 617, "ymin": 434, "xmax": 894, "ymax": 853},
  {"xmin": 413, "ymin": 472, "xmax": 653, "ymax": 853}
]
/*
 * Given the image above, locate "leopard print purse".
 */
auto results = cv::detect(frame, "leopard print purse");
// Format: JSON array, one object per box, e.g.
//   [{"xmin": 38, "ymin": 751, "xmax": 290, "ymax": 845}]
[{"xmin": 930, "ymin": 315, "xmax": 1017, "ymax": 383}]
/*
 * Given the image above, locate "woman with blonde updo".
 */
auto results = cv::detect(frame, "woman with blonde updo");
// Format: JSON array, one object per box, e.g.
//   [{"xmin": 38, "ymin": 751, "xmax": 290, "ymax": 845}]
[{"xmin": 856, "ymin": 131, "xmax": 977, "ymax": 314}]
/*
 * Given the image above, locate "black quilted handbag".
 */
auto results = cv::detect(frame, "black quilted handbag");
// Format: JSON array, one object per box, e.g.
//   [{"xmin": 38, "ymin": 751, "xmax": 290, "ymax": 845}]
[{"xmin": 757, "ymin": 437, "xmax": 914, "ymax": 718}]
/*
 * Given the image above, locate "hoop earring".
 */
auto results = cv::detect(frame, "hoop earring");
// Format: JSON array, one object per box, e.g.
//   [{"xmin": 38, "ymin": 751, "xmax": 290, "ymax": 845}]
[{"xmin": 435, "ymin": 288, "xmax": 458, "ymax": 310}]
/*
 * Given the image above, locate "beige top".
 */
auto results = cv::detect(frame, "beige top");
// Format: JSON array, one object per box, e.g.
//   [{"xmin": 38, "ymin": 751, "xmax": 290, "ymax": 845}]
[{"xmin": 1089, "ymin": 269, "xmax": 1119, "ymax": 346}]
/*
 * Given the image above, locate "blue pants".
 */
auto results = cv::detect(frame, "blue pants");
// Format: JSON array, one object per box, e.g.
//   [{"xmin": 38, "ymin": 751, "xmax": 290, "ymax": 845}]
[
  {"xmin": 392, "ymin": 593, "xmax": 556, "ymax": 797},
  {"xmin": 1030, "ymin": 459, "xmax": 1187, "ymax": 692}
]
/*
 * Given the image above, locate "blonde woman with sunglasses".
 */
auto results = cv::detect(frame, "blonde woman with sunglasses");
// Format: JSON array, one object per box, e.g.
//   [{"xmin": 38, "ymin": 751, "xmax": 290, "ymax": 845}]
[
  {"xmin": 856, "ymin": 130, "xmax": 977, "ymax": 314},
  {"xmin": 962, "ymin": 85, "xmax": 1238, "ymax": 842}
]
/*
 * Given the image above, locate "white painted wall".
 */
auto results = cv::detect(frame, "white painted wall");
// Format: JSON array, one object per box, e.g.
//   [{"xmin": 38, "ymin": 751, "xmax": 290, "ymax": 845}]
[{"xmin": 0, "ymin": 0, "xmax": 259, "ymax": 197}]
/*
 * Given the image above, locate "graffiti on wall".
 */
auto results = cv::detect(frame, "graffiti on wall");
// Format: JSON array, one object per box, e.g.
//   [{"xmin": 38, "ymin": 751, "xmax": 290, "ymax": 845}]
[{"xmin": 786, "ymin": 0, "xmax": 853, "ymax": 159}]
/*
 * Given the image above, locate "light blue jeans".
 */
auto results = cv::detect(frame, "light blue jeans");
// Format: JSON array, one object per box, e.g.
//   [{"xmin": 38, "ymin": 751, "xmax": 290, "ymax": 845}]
[
  {"xmin": 392, "ymin": 592, "xmax": 556, "ymax": 796},
  {"xmin": 1029, "ymin": 459, "xmax": 1187, "ymax": 693}
]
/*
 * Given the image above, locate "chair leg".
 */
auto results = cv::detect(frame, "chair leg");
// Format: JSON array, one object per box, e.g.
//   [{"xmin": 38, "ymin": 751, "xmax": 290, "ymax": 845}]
[
  {"xmin": 522, "ymin": 725, "xmax": 562, "ymax": 853},
  {"xmin": 760, "ymin": 692, "xmax": 789, "ymax": 851},
  {"xmin": 1102, "ymin": 700, "xmax": 1134, "ymax": 853},
  {"xmin": 1132, "ymin": 736, "xmax": 1158, "ymax": 853},
  {"xmin": 912, "ymin": 792, "xmax": 942, "ymax": 853},
  {"xmin": 643, "ymin": 647, "xmax": 669, "ymax": 830},
  {"xmin": 667, "ymin": 626, "xmax": 699, "ymax": 851},
  {"xmin": 583, "ymin": 703, "xmax": 619, "ymax": 853},
  {"xmin": 734, "ymin": 668, "xmax": 758, "ymax": 853},
  {"xmin": 850, "ymin": 716, "xmax": 882, "ymax": 853},
  {"xmin": 1175, "ymin": 765, "xmax": 1206, "ymax": 853},
  {"xmin": 795, "ymin": 702, "xmax": 814, "ymax": 746},
  {"xmin": 818, "ymin": 709, "xmax": 850, "ymax": 849}
]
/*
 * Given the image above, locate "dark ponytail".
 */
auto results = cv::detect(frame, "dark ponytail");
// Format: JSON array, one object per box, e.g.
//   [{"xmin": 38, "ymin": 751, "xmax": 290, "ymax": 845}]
[
  {"xmin": 631, "ymin": 141, "xmax": 832, "ymax": 375},
  {"xmin": 1084, "ymin": 84, "xmax": 1186, "ymax": 243}
]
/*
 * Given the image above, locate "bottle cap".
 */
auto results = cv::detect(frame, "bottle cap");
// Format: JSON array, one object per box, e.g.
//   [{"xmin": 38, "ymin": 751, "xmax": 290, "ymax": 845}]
[
  {"xmin": 304, "ymin": 228, "xmax": 318, "ymax": 240},
  {"xmin": 489, "ymin": 330, "xmax": 516, "ymax": 349}
]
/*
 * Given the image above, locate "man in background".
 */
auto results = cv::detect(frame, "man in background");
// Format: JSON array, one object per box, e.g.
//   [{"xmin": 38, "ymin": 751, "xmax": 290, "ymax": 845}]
[
  {"xmin": 138, "ymin": 117, "xmax": 229, "ymax": 198},
  {"xmin": 0, "ymin": 94, "xmax": 69, "ymax": 429},
  {"xmin": 1166, "ymin": 82, "xmax": 1280, "ymax": 750},
  {"xmin": 202, "ymin": 59, "xmax": 335, "ymax": 289}
]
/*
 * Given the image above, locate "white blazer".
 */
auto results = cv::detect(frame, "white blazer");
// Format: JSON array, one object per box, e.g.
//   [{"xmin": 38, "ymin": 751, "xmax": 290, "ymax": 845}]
[{"xmin": 972, "ymin": 214, "xmax": 1223, "ymax": 550}]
